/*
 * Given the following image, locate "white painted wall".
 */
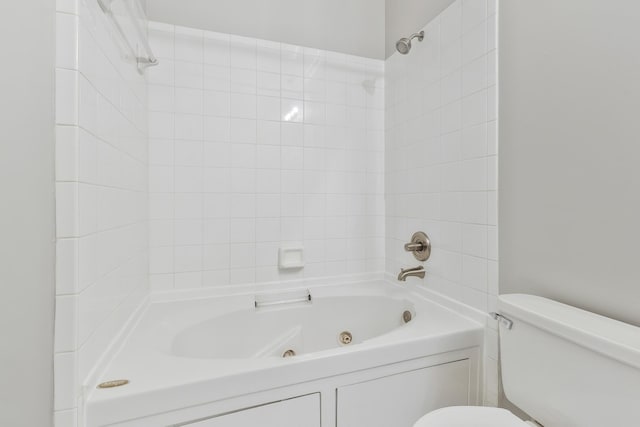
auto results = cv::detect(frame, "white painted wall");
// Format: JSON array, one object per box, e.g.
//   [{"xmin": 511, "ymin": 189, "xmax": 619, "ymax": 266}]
[
  {"xmin": 146, "ymin": 0, "xmax": 386, "ymax": 59},
  {"xmin": 385, "ymin": 0, "xmax": 456, "ymax": 58},
  {"xmin": 385, "ymin": 0, "xmax": 499, "ymax": 405},
  {"xmin": 499, "ymin": 0, "xmax": 640, "ymax": 327},
  {"xmin": 0, "ymin": 0, "xmax": 56, "ymax": 425},
  {"xmin": 147, "ymin": 23, "xmax": 385, "ymax": 290},
  {"xmin": 54, "ymin": 0, "xmax": 150, "ymax": 423}
]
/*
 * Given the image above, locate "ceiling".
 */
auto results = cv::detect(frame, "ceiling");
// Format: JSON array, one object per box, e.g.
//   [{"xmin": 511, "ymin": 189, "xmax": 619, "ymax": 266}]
[
  {"xmin": 146, "ymin": 0, "xmax": 456, "ymax": 59},
  {"xmin": 146, "ymin": 0, "xmax": 386, "ymax": 59}
]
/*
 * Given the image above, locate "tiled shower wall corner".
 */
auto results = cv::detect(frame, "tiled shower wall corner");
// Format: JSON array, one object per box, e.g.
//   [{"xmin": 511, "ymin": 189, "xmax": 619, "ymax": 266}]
[
  {"xmin": 146, "ymin": 23, "xmax": 385, "ymax": 290},
  {"xmin": 385, "ymin": 0, "xmax": 499, "ymax": 405},
  {"xmin": 54, "ymin": 0, "xmax": 149, "ymax": 424}
]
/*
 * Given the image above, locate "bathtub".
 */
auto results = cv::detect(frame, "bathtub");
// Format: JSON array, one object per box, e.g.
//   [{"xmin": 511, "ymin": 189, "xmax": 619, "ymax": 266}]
[{"xmin": 85, "ymin": 279, "xmax": 484, "ymax": 427}]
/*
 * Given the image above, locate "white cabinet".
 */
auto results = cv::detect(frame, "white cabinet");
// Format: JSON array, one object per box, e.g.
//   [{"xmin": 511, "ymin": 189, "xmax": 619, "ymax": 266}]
[
  {"xmin": 107, "ymin": 351, "xmax": 479, "ymax": 427},
  {"xmin": 185, "ymin": 393, "xmax": 320, "ymax": 427},
  {"xmin": 336, "ymin": 360, "xmax": 470, "ymax": 427}
]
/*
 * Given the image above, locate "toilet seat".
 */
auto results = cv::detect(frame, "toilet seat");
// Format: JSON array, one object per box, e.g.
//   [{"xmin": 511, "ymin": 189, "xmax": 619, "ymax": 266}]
[{"xmin": 414, "ymin": 406, "xmax": 530, "ymax": 427}]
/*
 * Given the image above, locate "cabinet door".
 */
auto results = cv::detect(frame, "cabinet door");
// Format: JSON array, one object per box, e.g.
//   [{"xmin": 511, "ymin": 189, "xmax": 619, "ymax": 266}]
[
  {"xmin": 185, "ymin": 393, "xmax": 320, "ymax": 427},
  {"xmin": 337, "ymin": 360, "xmax": 469, "ymax": 427}
]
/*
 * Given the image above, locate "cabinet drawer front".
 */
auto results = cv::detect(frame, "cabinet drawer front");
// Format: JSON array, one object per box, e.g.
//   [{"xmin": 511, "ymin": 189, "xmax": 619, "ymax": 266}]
[
  {"xmin": 337, "ymin": 360, "xmax": 470, "ymax": 427},
  {"xmin": 184, "ymin": 393, "xmax": 320, "ymax": 427}
]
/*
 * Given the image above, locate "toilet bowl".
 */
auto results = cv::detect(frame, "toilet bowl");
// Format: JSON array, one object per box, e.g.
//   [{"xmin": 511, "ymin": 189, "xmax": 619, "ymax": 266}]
[
  {"xmin": 414, "ymin": 294, "xmax": 640, "ymax": 427},
  {"xmin": 413, "ymin": 406, "xmax": 536, "ymax": 427}
]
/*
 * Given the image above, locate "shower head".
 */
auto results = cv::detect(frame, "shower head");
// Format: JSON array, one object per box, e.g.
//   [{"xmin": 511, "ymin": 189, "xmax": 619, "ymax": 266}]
[{"xmin": 396, "ymin": 31, "xmax": 425, "ymax": 55}]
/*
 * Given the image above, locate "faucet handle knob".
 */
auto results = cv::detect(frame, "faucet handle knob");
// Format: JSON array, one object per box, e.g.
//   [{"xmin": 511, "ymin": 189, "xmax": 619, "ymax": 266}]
[
  {"xmin": 404, "ymin": 242, "xmax": 424, "ymax": 251},
  {"xmin": 404, "ymin": 232, "xmax": 431, "ymax": 262}
]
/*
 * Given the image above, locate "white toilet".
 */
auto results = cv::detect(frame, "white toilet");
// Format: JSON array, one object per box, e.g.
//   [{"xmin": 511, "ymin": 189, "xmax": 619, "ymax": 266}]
[{"xmin": 415, "ymin": 294, "xmax": 640, "ymax": 427}]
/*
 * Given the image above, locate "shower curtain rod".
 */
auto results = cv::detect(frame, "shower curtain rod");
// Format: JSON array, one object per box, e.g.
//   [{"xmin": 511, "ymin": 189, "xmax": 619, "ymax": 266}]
[{"xmin": 98, "ymin": 0, "xmax": 159, "ymax": 74}]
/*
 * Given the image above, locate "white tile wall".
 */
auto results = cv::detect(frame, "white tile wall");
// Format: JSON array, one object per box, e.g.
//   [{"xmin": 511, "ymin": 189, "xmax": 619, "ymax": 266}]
[
  {"xmin": 54, "ymin": 0, "xmax": 149, "ymax": 424},
  {"xmin": 147, "ymin": 23, "xmax": 385, "ymax": 290},
  {"xmin": 52, "ymin": 1, "xmax": 501, "ymax": 421},
  {"xmin": 385, "ymin": 0, "xmax": 499, "ymax": 406}
]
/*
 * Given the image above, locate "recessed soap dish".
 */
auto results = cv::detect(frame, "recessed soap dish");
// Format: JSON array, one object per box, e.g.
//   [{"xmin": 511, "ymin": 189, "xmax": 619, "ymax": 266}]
[{"xmin": 279, "ymin": 247, "xmax": 304, "ymax": 269}]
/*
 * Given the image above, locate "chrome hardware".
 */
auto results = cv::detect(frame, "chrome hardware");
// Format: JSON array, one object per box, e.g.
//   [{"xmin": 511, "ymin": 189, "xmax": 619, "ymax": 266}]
[
  {"xmin": 397, "ymin": 266, "xmax": 425, "ymax": 281},
  {"xmin": 282, "ymin": 349, "xmax": 296, "ymax": 358},
  {"xmin": 137, "ymin": 57, "xmax": 160, "ymax": 72},
  {"xmin": 97, "ymin": 0, "xmax": 159, "ymax": 74},
  {"xmin": 404, "ymin": 232, "xmax": 431, "ymax": 261},
  {"xmin": 396, "ymin": 30, "xmax": 425, "ymax": 55},
  {"xmin": 404, "ymin": 242, "xmax": 423, "ymax": 251},
  {"xmin": 255, "ymin": 290, "xmax": 312, "ymax": 308},
  {"xmin": 402, "ymin": 310, "xmax": 413, "ymax": 323},
  {"xmin": 97, "ymin": 379, "xmax": 129, "ymax": 389},
  {"xmin": 339, "ymin": 331, "xmax": 353, "ymax": 345},
  {"xmin": 490, "ymin": 312, "xmax": 514, "ymax": 330}
]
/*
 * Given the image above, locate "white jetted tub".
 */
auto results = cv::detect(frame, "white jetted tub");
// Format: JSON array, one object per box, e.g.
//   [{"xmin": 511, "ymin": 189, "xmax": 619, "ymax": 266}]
[
  {"xmin": 85, "ymin": 280, "xmax": 484, "ymax": 427},
  {"xmin": 174, "ymin": 290, "xmax": 417, "ymax": 359}
]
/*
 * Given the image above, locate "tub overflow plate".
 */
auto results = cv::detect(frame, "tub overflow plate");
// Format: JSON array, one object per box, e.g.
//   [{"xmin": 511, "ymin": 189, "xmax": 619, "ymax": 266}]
[{"xmin": 339, "ymin": 331, "xmax": 353, "ymax": 345}]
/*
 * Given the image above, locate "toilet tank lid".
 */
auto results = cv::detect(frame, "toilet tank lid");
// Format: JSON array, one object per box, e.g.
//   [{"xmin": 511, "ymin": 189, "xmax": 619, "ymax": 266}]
[{"xmin": 498, "ymin": 294, "xmax": 640, "ymax": 370}]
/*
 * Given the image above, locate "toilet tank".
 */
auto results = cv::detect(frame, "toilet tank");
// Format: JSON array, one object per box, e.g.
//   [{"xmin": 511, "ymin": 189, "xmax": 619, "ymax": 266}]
[{"xmin": 498, "ymin": 294, "xmax": 640, "ymax": 427}]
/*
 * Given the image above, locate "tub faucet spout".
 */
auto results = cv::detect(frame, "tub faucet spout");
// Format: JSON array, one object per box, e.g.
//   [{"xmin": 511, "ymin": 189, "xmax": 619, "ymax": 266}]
[{"xmin": 397, "ymin": 266, "xmax": 425, "ymax": 281}]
